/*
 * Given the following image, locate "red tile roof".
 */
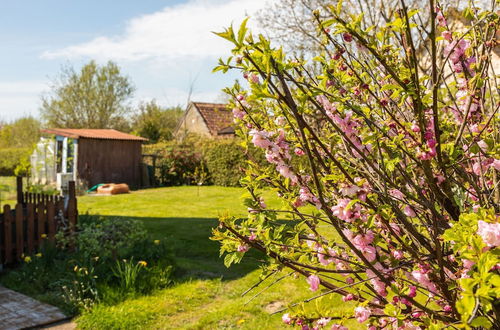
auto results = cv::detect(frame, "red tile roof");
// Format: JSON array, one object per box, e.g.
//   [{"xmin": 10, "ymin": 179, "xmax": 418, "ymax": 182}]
[
  {"xmin": 41, "ymin": 128, "xmax": 147, "ymax": 141},
  {"xmin": 192, "ymin": 102, "xmax": 234, "ymax": 136}
]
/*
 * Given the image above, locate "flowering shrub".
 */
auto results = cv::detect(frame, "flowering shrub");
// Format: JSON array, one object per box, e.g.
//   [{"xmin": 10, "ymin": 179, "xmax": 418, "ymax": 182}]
[{"xmin": 213, "ymin": 1, "xmax": 499, "ymax": 328}]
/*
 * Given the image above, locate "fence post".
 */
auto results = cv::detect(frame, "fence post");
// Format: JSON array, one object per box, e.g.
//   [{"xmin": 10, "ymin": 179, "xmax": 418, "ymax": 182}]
[
  {"xmin": 3, "ymin": 205, "xmax": 13, "ymax": 264},
  {"xmin": 16, "ymin": 176, "xmax": 23, "ymax": 204},
  {"xmin": 37, "ymin": 203, "xmax": 46, "ymax": 248},
  {"xmin": 68, "ymin": 181, "xmax": 77, "ymax": 231},
  {"xmin": 27, "ymin": 203, "xmax": 35, "ymax": 254},
  {"xmin": 47, "ymin": 201, "xmax": 56, "ymax": 243},
  {"xmin": 15, "ymin": 204, "xmax": 24, "ymax": 260}
]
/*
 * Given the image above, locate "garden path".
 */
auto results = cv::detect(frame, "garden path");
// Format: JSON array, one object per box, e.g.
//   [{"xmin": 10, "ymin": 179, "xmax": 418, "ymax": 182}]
[{"xmin": 0, "ymin": 286, "xmax": 67, "ymax": 330}]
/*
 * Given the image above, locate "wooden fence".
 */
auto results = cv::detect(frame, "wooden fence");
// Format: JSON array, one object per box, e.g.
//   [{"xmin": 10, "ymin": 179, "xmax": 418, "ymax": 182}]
[{"xmin": 0, "ymin": 177, "xmax": 77, "ymax": 266}]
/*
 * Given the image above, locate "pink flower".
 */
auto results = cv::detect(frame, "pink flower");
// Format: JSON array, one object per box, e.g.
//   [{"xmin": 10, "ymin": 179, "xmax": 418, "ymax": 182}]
[
  {"xmin": 307, "ymin": 274, "xmax": 320, "ymax": 291},
  {"xmin": 403, "ymin": 205, "xmax": 417, "ymax": 217},
  {"xmin": 295, "ymin": 147, "xmax": 305, "ymax": 156},
  {"xmin": 442, "ymin": 30, "xmax": 452, "ymax": 41},
  {"xmin": 248, "ymin": 73, "xmax": 260, "ymax": 84},
  {"xmin": 411, "ymin": 270, "xmax": 437, "ymax": 293},
  {"xmin": 477, "ymin": 220, "xmax": 500, "ymax": 247},
  {"xmin": 248, "ymin": 233, "xmax": 257, "ymax": 241},
  {"xmin": 343, "ymin": 32, "xmax": 353, "ymax": 42},
  {"xmin": 392, "ymin": 250, "xmax": 404, "ymax": 260},
  {"xmin": 436, "ymin": 11, "xmax": 447, "ymax": 27},
  {"xmin": 236, "ymin": 94, "xmax": 245, "ymax": 101},
  {"xmin": 232, "ymin": 108, "xmax": 245, "ymax": 119},
  {"xmin": 330, "ymin": 325, "xmax": 348, "ymax": 330},
  {"xmin": 342, "ymin": 294, "xmax": 354, "ymax": 302},
  {"xmin": 316, "ymin": 318, "xmax": 331, "ymax": 327},
  {"xmin": 249, "ymin": 130, "xmax": 273, "ymax": 149},
  {"xmin": 237, "ymin": 244, "xmax": 249, "ymax": 252},
  {"xmin": 408, "ymin": 285, "xmax": 417, "ymax": 298},
  {"xmin": 354, "ymin": 306, "xmax": 371, "ymax": 323},
  {"xmin": 282, "ymin": 313, "xmax": 292, "ymax": 324},
  {"xmin": 390, "ymin": 189, "xmax": 405, "ymax": 200},
  {"xmin": 331, "ymin": 199, "xmax": 362, "ymax": 222}
]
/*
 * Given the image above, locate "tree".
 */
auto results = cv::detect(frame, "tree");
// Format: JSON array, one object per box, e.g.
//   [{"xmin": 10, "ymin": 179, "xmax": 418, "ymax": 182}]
[
  {"xmin": 0, "ymin": 116, "xmax": 40, "ymax": 148},
  {"xmin": 40, "ymin": 60, "xmax": 135, "ymax": 129},
  {"xmin": 214, "ymin": 1, "xmax": 499, "ymax": 328},
  {"xmin": 131, "ymin": 100, "xmax": 183, "ymax": 143},
  {"xmin": 256, "ymin": 0, "xmax": 485, "ymax": 56},
  {"xmin": 0, "ymin": 116, "xmax": 41, "ymax": 176}
]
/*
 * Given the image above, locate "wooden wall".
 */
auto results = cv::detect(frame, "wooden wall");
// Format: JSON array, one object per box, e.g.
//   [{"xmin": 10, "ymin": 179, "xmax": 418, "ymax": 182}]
[{"xmin": 77, "ymin": 139, "xmax": 142, "ymax": 188}]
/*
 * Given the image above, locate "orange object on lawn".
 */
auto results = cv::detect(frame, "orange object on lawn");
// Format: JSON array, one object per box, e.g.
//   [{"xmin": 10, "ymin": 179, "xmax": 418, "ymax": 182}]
[{"xmin": 96, "ymin": 183, "xmax": 130, "ymax": 195}]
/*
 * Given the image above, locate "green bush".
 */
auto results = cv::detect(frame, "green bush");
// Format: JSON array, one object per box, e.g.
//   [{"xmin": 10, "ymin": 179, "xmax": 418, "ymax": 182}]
[
  {"xmin": 0, "ymin": 148, "xmax": 30, "ymax": 176},
  {"xmin": 204, "ymin": 141, "xmax": 246, "ymax": 186}
]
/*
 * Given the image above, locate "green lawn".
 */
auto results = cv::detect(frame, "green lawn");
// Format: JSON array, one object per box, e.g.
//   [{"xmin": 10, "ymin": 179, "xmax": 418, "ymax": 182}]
[{"xmin": 76, "ymin": 186, "xmax": 358, "ymax": 329}]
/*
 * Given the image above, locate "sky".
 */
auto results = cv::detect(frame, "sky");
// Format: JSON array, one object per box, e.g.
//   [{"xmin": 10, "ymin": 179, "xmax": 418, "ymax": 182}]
[{"xmin": 0, "ymin": 0, "xmax": 272, "ymax": 121}]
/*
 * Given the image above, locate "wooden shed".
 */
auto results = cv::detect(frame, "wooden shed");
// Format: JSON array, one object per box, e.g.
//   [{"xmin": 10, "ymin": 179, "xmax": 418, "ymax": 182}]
[{"xmin": 31, "ymin": 129, "xmax": 147, "ymax": 190}]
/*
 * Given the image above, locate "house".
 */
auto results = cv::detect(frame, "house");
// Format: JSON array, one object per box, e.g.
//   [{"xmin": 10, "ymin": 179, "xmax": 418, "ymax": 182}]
[
  {"xmin": 31, "ymin": 129, "xmax": 147, "ymax": 190},
  {"xmin": 174, "ymin": 102, "xmax": 234, "ymax": 139}
]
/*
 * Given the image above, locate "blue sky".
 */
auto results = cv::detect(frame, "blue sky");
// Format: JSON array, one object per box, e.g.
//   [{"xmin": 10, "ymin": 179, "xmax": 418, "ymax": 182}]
[{"xmin": 0, "ymin": 0, "xmax": 270, "ymax": 121}]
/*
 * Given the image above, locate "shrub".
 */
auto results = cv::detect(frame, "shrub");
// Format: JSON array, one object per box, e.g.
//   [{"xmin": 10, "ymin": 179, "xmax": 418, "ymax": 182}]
[
  {"xmin": 205, "ymin": 141, "xmax": 246, "ymax": 186},
  {"xmin": 213, "ymin": 3, "xmax": 500, "ymax": 329}
]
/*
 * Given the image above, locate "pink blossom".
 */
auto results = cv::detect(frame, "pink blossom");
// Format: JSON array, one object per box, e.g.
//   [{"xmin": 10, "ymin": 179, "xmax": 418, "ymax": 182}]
[
  {"xmin": 237, "ymin": 244, "xmax": 249, "ymax": 252},
  {"xmin": 436, "ymin": 11, "xmax": 447, "ymax": 27},
  {"xmin": 442, "ymin": 30, "xmax": 452, "ymax": 41},
  {"xmin": 249, "ymin": 130, "xmax": 273, "ymax": 149},
  {"xmin": 282, "ymin": 313, "xmax": 292, "ymax": 324},
  {"xmin": 343, "ymin": 32, "xmax": 353, "ymax": 42},
  {"xmin": 316, "ymin": 318, "xmax": 331, "ymax": 327},
  {"xmin": 330, "ymin": 325, "xmax": 348, "ymax": 330},
  {"xmin": 354, "ymin": 306, "xmax": 371, "ymax": 323},
  {"xmin": 248, "ymin": 233, "xmax": 257, "ymax": 241},
  {"xmin": 331, "ymin": 199, "xmax": 362, "ymax": 222},
  {"xmin": 403, "ymin": 205, "xmax": 417, "ymax": 217},
  {"xmin": 353, "ymin": 231, "xmax": 374, "ymax": 249},
  {"xmin": 317, "ymin": 247, "xmax": 336, "ymax": 266},
  {"xmin": 236, "ymin": 94, "xmax": 245, "ymax": 101},
  {"xmin": 346, "ymin": 277, "xmax": 354, "ymax": 284},
  {"xmin": 443, "ymin": 305, "xmax": 452, "ymax": 313},
  {"xmin": 477, "ymin": 220, "xmax": 500, "ymax": 247},
  {"xmin": 491, "ymin": 159, "xmax": 500, "ymax": 171},
  {"xmin": 408, "ymin": 285, "xmax": 417, "ymax": 298},
  {"xmin": 390, "ymin": 189, "xmax": 405, "ymax": 200},
  {"xmin": 392, "ymin": 250, "xmax": 404, "ymax": 260},
  {"xmin": 411, "ymin": 270, "xmax": 437, "ymax": 293},
  {"xmin": 295, "ymin": 147, "xmax": 305, "ymax": 156},
  {"xmin": 366, "ymin": 269, "xmax": 387, "ymax": 296},
  {"xmin": 307, "ymin": 274, "xmax": 320, "ymax": 291},
  {"xmin": 342, "ymin": 294, "xmax": 354, "ymax": 302},
  {"xmin": 248, "ymin": 73, "xmax": 260, "ymax": 84},
  {"xmin": 232, "ymin": 108, "xmax": 245, "ymax": 119}
]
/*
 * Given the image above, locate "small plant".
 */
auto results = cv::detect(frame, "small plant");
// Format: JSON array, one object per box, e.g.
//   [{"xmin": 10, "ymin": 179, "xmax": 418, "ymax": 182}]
[{"xmin": 112, "ymin": 258, "xmax": 146, "ymax": 293}]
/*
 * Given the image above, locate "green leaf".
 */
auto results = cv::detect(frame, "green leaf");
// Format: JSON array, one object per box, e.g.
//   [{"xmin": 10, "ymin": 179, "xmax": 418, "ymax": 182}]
[{"xmin": 238, "ymin": 17, "xmax": 249, "ymax": 45}]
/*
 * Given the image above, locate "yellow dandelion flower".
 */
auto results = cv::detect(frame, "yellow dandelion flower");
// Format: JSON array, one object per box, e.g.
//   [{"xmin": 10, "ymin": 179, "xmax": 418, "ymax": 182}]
[
  {"xmin": 138, "ymin": 260, "xmax": 147, "ymax": 267},
  {"xmin": 35, "ymin": 253, "xmax": 42, "ymax": 258},
  {"xmin": 236, "ymin": 319, "xmax": 245, "ymax": 325},
  {"xmin": 41, "ymin": 234, "xmax": 47, "ymax": 239},
  {"xmin": 153, "ymin": 240, "xmax": 160, "ymax": 245},
  {"xmin": 24, "ymin": 256, "xmax": 32, "ymax": 263}
]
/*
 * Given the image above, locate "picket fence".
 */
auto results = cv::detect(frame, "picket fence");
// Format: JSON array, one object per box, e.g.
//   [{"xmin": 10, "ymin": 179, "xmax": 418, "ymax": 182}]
[{"xmin": 0, "ymin": 177, "xmax": 77, "ymax": 266}]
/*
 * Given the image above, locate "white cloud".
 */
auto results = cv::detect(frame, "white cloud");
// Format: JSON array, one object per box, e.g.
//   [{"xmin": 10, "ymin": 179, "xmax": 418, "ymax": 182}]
[
  {"xmin": 42, "ymin": 0, "xmax": 270, "ymax": 62},
  {"xmin": 0, "ymin": 81, "xmax": 48, "ymax": 121}
]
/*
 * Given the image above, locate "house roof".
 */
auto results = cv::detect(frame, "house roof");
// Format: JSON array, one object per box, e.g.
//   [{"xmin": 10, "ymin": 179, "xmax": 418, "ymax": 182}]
[
  {"xmin": 41, "ymin": 128, "xmax": 148, "ymax": 141},
  {"xmin": 191, "ymin": 102, "xmax": 234, "ymax": 136}
]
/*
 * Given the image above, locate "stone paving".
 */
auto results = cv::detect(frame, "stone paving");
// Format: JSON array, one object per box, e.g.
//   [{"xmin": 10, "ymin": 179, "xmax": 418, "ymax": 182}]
[{"xmin": 0, "ymin": 286, "xmax": 67, "ymax": 330}]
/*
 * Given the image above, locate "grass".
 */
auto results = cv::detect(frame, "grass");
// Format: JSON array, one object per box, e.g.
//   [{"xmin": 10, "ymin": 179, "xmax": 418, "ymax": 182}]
[{"xmin": 76, "ymin": 186, "xmax": 359, "ymax": 329}]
